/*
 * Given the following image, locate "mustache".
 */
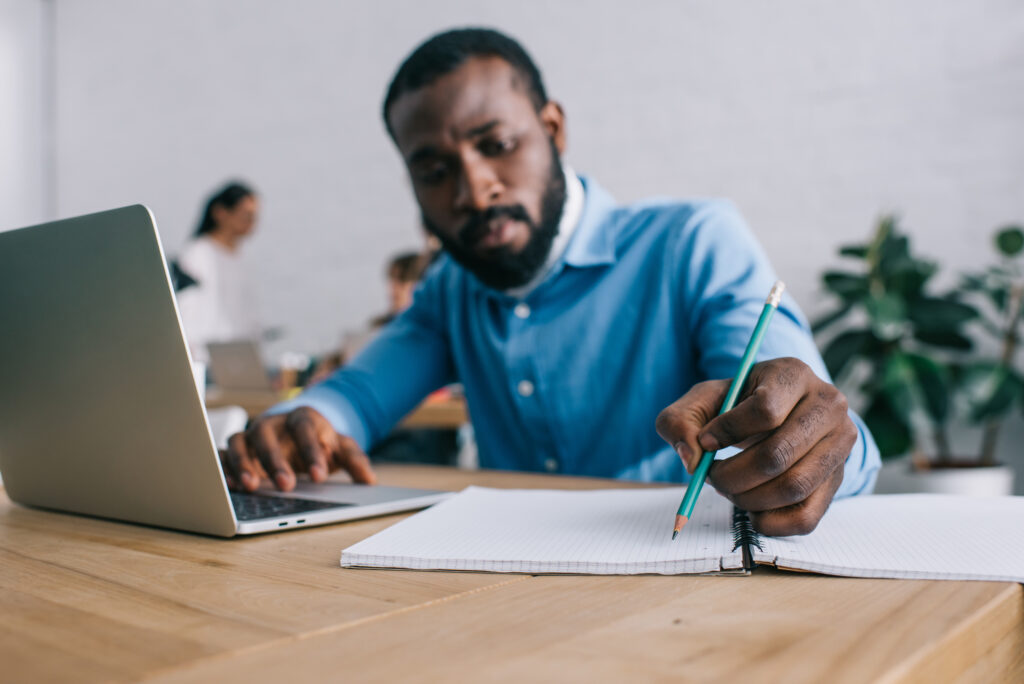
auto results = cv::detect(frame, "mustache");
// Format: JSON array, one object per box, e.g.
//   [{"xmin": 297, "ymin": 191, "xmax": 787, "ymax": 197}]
[{"xmin": 458, "ymin": 205, "xmax": 533, "ymax": 248}]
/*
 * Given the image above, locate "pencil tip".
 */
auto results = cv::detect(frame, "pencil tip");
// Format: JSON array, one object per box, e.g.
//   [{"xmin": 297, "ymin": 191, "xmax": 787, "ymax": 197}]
[
  {"xmin": 674, "ymin": 514, "xmax": 689, "ymax": 536},
  {"xmin": 671, "ymin": 530, "xmax": 678, "ymax": 540}
]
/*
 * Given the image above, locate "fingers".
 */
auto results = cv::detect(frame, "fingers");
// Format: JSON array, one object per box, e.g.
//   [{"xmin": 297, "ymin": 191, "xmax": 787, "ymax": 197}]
[
  {"xmin": 655, "ymin": 379, "xmax": 730, "ymax": 473},
  {"xmin": 712, "ymin": 425, "xmax": 851, "ymax": 512},
  {"xmin": 333, "ymin": 434, "xmax": 377, "ymax": 485},
  {"xmin": 286, "ymin": 408, "xmax": 330, "ymax": 483},
  {"xmin": 245, "ymin": 417, "xmax": 297, "ymax": 491},
  {"xmin": 697, "ymin": 358, "xmax": 810, "ymax": 452},
  {"xmin": 749, "ymin": 464, "xmax": 845, "ymax": 536},
  {"xmin": 225, "ymin": 433, "xmax": 266, "ymax": 492},
  {"xmin": 228, "ymin": 408, "xmax": 374, "ymax": 491},
  {"xmin": 708, "ymin": 388, "xmax": 847, "ymax": 495},
  {"xmin": 663, "ymin": 357, "xmax": 859, "ymax": 537}
]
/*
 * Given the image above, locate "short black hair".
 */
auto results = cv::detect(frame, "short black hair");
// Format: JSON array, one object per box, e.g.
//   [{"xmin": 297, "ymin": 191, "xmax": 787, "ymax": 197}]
[{"xmin": 382, "ymin": 27, "xmax": 548, "ymax": 139}]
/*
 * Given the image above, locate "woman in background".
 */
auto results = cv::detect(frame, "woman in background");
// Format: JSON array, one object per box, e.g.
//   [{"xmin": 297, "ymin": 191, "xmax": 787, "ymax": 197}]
[{"xmin": 176, "ymin": 181, "xmax": 261, "ymax": 364}]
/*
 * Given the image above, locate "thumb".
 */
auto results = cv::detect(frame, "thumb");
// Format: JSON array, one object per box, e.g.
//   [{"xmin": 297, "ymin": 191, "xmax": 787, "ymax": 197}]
[{"xmin": 655, "ymin": 379, "xmax": 729, "ymax": 473}]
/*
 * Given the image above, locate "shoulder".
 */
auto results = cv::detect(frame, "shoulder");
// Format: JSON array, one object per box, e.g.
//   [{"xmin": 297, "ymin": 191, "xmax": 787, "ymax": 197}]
[
  {"xmin": 606, "ymin": 196, "xmax": 751, "ymax": 255},
  {"xmin": 177, "ymin": 237, "xmax": 217, "ymax": 272}
]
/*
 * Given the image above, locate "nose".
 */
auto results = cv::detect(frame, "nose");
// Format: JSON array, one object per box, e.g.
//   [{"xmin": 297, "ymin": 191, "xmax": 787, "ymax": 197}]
[{"xmin": 454, "ymin": 154, "xmax": 503, "ymax": 213}]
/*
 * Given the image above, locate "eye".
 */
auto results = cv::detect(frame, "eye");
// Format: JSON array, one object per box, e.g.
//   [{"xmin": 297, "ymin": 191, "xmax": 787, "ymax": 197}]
[
  {"xmin": 415, "ymin": 162, "xmax": 450, "ymax": 186},
  {"xmin": 479, "ymin": 136, "xmax": 517, "ymax": 156}
]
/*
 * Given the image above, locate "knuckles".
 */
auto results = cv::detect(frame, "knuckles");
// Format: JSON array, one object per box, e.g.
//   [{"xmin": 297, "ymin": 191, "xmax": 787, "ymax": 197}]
[
  {"xmin": 747, "ymin": 386, "xmax": 787, "ymax": 428},
  {"xmin": 753, "ymin": 505, "xmax": 822, "ymax": 537},
  {"xmin": 654, "ymin": 408, "xmax": 678, "ymax": 441},
  {"xmin": 777, "ymin": 471, "xmax": 817, "ymax": 505},
  {"xmin": 760, "ymin": 437, "xmax": 796, "ymax": 478}
]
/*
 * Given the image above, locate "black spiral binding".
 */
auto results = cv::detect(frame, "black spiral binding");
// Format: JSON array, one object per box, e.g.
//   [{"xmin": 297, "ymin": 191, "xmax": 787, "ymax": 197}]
[{"xmin": 731, "ymin": 507, "xmax": 763, "ymax": 572}]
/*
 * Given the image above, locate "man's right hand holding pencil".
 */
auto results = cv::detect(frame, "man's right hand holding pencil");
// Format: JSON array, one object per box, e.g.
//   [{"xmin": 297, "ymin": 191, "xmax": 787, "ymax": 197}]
[{"xmin": 656, "ymin": 356, "xmax": 858, "ymax": 537}]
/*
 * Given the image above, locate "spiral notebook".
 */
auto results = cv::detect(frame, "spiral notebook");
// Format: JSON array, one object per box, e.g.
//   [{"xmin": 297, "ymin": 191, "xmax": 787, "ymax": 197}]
[{"xmin": 340, "ymin": 486, "xmax": 1024, "ymax": 582}]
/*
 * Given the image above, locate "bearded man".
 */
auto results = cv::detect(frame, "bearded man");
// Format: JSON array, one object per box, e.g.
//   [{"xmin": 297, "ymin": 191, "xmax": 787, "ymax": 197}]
[{"xmin": 223, "ymin": 28, "xmax": 880, "ymax": 536}]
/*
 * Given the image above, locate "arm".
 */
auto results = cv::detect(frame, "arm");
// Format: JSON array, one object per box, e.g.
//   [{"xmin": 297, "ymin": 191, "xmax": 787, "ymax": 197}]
[{"xmin": 656, "ymin": 202, "xmax": 880, "ymax": 534}]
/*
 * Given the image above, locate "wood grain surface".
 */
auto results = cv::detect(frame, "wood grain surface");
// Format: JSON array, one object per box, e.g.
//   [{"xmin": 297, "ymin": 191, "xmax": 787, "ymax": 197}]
[{"xmin": 0, "ymin": 464, "xmax": 1019, "ymax": 683}]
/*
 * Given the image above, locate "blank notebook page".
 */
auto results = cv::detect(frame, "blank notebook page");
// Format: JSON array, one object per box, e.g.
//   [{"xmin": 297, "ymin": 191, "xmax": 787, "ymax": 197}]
[
  {"xmin": 756, "ymin": 494, "xmax": 1024, "ymax": 582},
  {"xmin": 341, "ymin": 486, "xmax": 742, "ymax": 574}
]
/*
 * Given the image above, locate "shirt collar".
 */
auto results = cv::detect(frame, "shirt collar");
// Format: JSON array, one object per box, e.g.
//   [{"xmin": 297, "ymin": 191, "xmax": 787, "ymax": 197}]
[{"xmin": 560, "ymin": 174, "xmax": 618, "ymax": 268}]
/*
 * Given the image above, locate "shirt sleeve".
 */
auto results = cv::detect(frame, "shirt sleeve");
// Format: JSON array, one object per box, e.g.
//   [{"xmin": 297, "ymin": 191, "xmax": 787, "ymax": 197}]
[
  {"xmin": 674, "ymin": 200, "xmax": 880, "ymax": 498},
  {"xmin": 264, "ymin": 271, "xmax": 456, "ymax": 450}
]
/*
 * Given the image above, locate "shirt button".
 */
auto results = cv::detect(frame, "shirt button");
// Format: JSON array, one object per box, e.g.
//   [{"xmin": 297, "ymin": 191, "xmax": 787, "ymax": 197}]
[
  {"xmin": 517, "ymin": 380, "xmax": 534, "ymax": 397},
  {"xmin": 544, "ymin": 457, "xmax": 559, "ymax": 472},
  {"xmin": 514, "ymin": 303, "xmax": 531, "ymax": 319}
]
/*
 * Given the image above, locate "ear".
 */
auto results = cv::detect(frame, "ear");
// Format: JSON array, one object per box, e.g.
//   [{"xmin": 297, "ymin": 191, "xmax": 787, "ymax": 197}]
[
  {"xmin": 539, "ymin": 101, "xmax": 567, "ymax": 155},
  {"xmin": 210, "ymin": 204, "xmax": 227, "ymax": 225}
]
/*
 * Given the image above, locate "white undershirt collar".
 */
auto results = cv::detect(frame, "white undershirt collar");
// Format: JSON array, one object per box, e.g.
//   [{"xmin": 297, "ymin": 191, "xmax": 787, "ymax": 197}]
[{"xmin": 504, "ymin": 164, "xmax": 584, "ymax": 299}]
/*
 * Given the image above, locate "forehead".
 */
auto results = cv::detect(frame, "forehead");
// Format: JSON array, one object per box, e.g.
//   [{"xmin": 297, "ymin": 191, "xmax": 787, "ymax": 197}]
[{"xmin": 388, "ymin": 56, "xmax": 539, "ymax": 156}]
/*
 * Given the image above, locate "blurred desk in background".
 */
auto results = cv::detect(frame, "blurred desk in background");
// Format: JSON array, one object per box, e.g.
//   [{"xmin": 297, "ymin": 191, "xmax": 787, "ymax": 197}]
[{"xmin": 205, "ymin": 389, "xmax": 468, "ymax": 430}]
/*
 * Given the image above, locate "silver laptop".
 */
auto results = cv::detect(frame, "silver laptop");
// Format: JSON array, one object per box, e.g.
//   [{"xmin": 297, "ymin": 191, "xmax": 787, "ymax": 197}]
[
  {"xmin": 206, "ymin": 339, "xmax": 274, "ymax": 391},
  {"xmin": 0, "ymin": 205, "xmax": 450, "ymax": 536}
]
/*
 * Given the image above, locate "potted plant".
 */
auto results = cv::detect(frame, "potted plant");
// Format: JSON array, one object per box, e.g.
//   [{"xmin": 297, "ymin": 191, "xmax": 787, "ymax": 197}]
[{"xmin": 813, "ymin": 216, "xmax": 1018, "ymax": 495}]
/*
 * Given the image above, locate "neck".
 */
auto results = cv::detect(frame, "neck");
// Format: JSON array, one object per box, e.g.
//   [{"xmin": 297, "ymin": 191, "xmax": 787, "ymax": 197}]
[{"xmin": 207, "ymin": 230, "xmax": 239, "ymax": 252}]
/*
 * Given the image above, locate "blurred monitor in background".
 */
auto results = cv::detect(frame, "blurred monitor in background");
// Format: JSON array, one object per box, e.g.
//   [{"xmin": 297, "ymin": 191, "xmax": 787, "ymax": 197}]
[{"xmin": 174, "ymin": 181, "xmax": 262, "ymax": 365}]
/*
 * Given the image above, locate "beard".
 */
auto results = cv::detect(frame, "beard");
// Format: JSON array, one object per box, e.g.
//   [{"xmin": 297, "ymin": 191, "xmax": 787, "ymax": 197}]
[{"xmin": 422, "ymin": 143, "xmax": 566, "ymax": 291}]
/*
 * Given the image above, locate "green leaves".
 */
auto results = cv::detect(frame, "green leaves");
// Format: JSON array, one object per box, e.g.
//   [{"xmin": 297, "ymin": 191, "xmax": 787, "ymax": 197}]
[
  {"xmin": 970, "ymin": 368, "xmax": 1024, "ymax": 422},
  {"xmin": 904, "ymin": 353, "xmax": 949, "ymax": 423},
  {"xmin": 912, "ymin": 329, "xmax": 973, "ymax": 351},
  {"xmin": 995, "ymin": 225, "xmax": 1024, "ymax": 257},
  {"xmin": 906, "ymin": 297, "xmax": 977, "ymax": 332},
  {"xmin": 838, "ymin": 244, "xmax": 869, "ymax": 259},
  {"xmin": 866, "ymin": 293, "xmax": 908, "ymax": 341},
  {"xmin": 862, "ymin": 394, "xmax": 913, "ymax": 459},
  {"xmin": 811, "ymin": 303, "xmax": 853, "ymax": 334},
  {"xmin": 814, "ymin": 214, "xmax": 1013, "ymax": 461},
  {"xmin": 822, "ymin": 271, "xmax": 869, "ymax": 302},
  {"xmin": 822, "ymin": 329, "xmax": 874, "ymax": 380}
]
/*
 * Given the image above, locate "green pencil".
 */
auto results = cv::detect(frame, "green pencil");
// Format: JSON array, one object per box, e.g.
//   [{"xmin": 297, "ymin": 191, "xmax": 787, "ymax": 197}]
[{"xmin": 672, "ymin": 280, "xmax": 786, "ymax": 539}]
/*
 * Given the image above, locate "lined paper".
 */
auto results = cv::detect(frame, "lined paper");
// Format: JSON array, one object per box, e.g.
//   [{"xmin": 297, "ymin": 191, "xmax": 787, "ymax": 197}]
[
  {"xmin": 756, "ymin": 494, "xmax": 1024, "ymax": 582},
  {"xmin": 341, "ymin": 486, "xmax": 742, "ymax": 574}
]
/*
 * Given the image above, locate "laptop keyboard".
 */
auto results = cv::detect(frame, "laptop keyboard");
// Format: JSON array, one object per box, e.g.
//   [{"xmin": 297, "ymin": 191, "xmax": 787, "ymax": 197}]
[{"xmin": 230, "ymin": 492, "xmax": 352, "ymax": 521}]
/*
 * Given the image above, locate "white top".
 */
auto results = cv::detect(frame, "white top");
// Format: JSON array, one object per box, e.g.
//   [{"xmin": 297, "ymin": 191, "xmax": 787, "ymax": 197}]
[{"xmin": 175, "ymin": 236, "xmax": 260, "ymax": 364}]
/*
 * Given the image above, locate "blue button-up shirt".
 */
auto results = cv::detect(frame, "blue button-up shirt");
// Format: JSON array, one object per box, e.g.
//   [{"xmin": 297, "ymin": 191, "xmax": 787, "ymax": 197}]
[{"xmin": 272, "ymin": 176, "xmax": 880, "ymax": 497}]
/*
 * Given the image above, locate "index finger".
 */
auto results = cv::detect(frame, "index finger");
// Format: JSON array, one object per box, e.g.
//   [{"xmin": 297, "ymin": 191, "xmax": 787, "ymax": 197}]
[
  {"xmin": 697, "ymin": 360, "xmax": 809, "ymax": 452},
  {"xmin": 225, "ymin": 432, "xmax": 265, "ymax": 492},
  {"xmin": 286, "ymin": 409, "xmax": 329, "ymax": 483}
]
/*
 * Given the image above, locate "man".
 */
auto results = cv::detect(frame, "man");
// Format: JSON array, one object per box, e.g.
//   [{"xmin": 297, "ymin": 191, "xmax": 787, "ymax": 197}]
[{"xmin": 223, "ymin": 28, "xmax": 880, "ymax": 536}]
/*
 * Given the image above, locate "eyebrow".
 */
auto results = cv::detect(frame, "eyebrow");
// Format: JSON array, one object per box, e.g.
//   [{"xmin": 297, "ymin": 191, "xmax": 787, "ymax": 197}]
[
  {"xmin": 466, "ymin": 119, "xmax": 501, "ymax": 137},
  {"xmin": 406, "ymin": 120, "xmax": 504, "ymax": 165}
]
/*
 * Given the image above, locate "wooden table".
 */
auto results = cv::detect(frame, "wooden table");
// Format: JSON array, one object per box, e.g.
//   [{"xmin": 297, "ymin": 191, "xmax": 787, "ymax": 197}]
[
  {"xmin": 1, "ymin": 465, "xmax": 1021, "ymax": 683},
  {"xmin": 205, "ymin": 390, "xmax": 468, "ymax": 430}
]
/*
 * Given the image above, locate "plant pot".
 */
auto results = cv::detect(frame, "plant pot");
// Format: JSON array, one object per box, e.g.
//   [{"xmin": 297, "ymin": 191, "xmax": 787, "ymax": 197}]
[{"xmin": 874, "ymin": 457, "xmax": 1015, "ymax": 496}]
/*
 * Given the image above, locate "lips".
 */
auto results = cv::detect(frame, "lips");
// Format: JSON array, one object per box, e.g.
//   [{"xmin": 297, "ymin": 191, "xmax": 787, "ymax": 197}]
[{"xmin": 475, "ymin": 218, "xmax": 519, "ymax": 250}]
